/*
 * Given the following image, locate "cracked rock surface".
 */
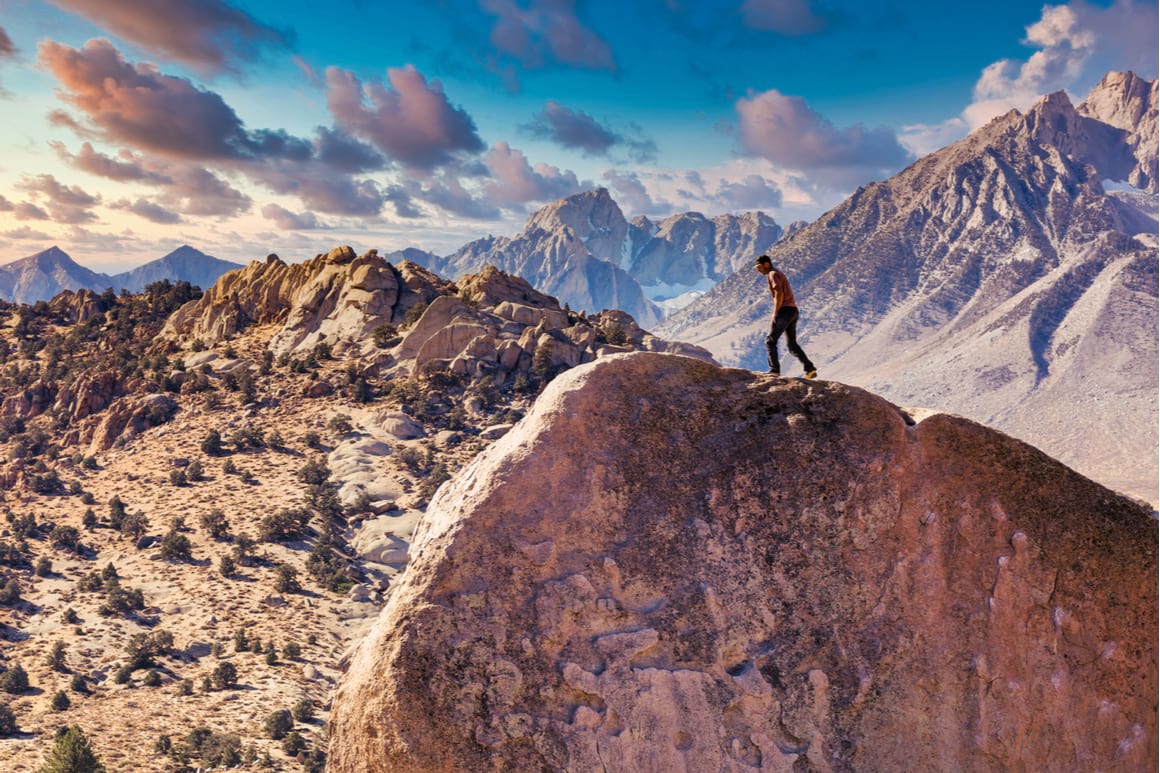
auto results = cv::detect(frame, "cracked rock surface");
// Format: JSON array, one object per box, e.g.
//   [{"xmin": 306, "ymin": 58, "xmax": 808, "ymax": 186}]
[{"xmin": 328, "ymin": 352, "xmax": 1157, "ymax": 772}]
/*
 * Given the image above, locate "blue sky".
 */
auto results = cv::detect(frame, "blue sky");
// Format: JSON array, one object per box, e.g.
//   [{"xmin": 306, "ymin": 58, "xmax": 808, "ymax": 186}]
[{"xmin": 0, "ymin": 0, "xmax": 1156, "ymax": 273}]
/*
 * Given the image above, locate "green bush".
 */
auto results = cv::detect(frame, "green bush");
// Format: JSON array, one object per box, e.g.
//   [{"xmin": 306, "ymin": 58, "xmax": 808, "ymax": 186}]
[
  {"xmin": 263, "ymin": 708, "xmax": 293, "ymax": 740},
  {"xmin": 292, "ymin": 698, "xmax": 314, "ymax": 722},
  {"xmin": 0, "ymin": 663, "xmax": 28, "ymax": 693},
  {"xmin": 43, "ymin": 725, "xmax": 106, "ymax": 772},
  {"xmin": 51, "ymin": 690, "xmax": 71, "ymax": 711},
  {"xmin": 0, "ymin": 702, "xmax": 17, "ymax": 736},
  {"xmin": 211, "ymin": 661, "xmax": 238, "ymax": 690},
  {"xmin": 281, "ymin": 730, "xmax": 306, "ymax": 755}
]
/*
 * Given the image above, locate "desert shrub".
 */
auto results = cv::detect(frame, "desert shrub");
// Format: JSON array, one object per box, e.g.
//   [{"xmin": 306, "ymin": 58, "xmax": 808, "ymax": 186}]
[
  {"xmin": 258, "ymin": 508, "xmax": 311, "ymax": 543},
  {"xmin": 185, "ymin": 459, "xmax": 204, "ymax": 481},
  {"xmin": 372, "ymin": 323, "xmax": 401, "ymax": 348},
  {"xmin": 281, "ymin": 730, "xmax": 306, "ymax": 755},
  {"xmin": 107, "ymin": 495, "xmax": 126, "ymax": 530},
  {"xmin": 233, "ymin": 629, "xmax": 249, "ymax": 652},
  {"xmin": 142, "ymin": 670, "xmax": 162, "ymax": 687},
  {"xmin": 43, "ymin": 725, "xmax": 105, "ymax": 773},
  {"xmin": 155, "ymin": 734, "xmax": 171, "ymax": 754},
  {"xmin": 99, "ymin": 583, "xmax": 145, "ymax": 616},
  {"xmin": 0, "ymin": 702, "xmax": 17, "ymax": 736},
  {"xmin": 120, "ymin": 512, "xmax": 149, "ymax": 542},
  {"xmin": 263, "ymin": 708, "xmax": 293, "ymax": 740},
  {"xmin": 265, "ymin": 650, "xmax": 277, "ymax": 666},
  {"xmin": 51, "ymin": 690, "xmax": 70, "ymax": 711},
  {"xmin": 101, "ymin": 562, "xmax": 118, "ymax": 582},
  {"xmin": 62, "ymin": 607, "xmax": 79, "ymax": 624},
  {"xmin": 219, "ymin": 554, "xmax": 236, "ymax": 577},
  {"xmin": 49, "ymin": 524, "xmax": 81, "ymax": 551},
  {"xmin": 201, "ymin": 430, "xmax": 224, "ymax": 456},
  {"xmin": 187, "ymin": 726, "xmax": 242, "ymax": 767},
  {"xmin": 199, "ymin": 509, "xmax": 230, "ymax": 540},
  {"xmin": 326, "ymin": 413, "xmax": 352, "ymax": 436},
  {"xmin": 178, "ymin": 679, "xmax": 193, "ymax": 696},
  {"xmin": 168, "ymin": 468, "xmax": 187, "ymax": 487},
  {"xmin": 211, "ymin": 661, "xmax": 238, "ymax": 690},
  {"xmin": 0, "ymin": 663, "xmax": 29, "ymax": 693},
  {"xmin": 47, "ymin": 640, "xmax": 67, "ymax": 671},
  {"xmin": 29, "ymin": 469, "xmax": 63, "ymax": 494},
  {"xmin": 76, "ymin": 573, "xmax": 102, "ymax": 593},
  {"xmin": 284, "ymin": 641, "xmax": 302, "ymax": 660},
  {"xmin": 274, "ymin": 564, "xmax": 300, "ymax": 594},
  {"xmin": 36, "ymin": 556, "xmax": 53, "ymax": 577},
  {"xmin": 222, "ymin": 458, "xmax": 238, "ymax": 475},
  {"xmin": 70, "ymin": 674, "xmax": 87, "ymax": 693},
  {"xmin": 0, "ymin": 578, "xmax": 21, "ymax": 605},
  {"xmin": 292, "ymin": 698, "xmax": 314, "ymax": 722},
  {"xmin": 81, "ymin": 509, "xmax": 97, "ymax": 529},
  {"xmin": 159, "ymin": 528, "xmax": 192, "ymax": 561},
  {"xmin": 302, "ymin": 431, "xmax": 320, "ymax": 449}
]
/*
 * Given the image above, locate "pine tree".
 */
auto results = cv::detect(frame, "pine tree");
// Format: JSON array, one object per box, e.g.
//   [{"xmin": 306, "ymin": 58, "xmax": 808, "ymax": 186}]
[{"xmin": 42, "ymin": 725, "xmax": 106, "ymax": 772}]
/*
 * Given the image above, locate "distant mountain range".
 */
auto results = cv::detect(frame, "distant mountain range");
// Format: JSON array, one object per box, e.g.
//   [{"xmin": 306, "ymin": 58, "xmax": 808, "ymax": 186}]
[
  {"xmin": 390, "ymin": 191, "xmax": 790, "ymax": 327},
  {"xmin": 0, "ymin": 245, "xmax": 243, "ymax": 304},
  {"xmin": 657, "ymin": 70, "xmax": 1158, "ymax": 502}
]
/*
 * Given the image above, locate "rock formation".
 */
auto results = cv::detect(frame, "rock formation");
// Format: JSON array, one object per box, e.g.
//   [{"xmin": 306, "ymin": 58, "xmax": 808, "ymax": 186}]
[{"xmin": 328, "ymin": 353, "xmax": 1157, "ymax": 772}]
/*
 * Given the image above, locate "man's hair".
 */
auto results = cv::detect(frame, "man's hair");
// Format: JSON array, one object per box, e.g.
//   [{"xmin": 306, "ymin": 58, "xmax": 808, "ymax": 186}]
[{"xmin": 755, "ymin": 255, "xmax": 772, "ymax": 266}]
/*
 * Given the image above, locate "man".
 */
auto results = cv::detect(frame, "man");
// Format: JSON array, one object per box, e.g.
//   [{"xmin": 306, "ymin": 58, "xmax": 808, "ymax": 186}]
[{"xmin": 755, "ymin": 255, "xmax": 817, "ymax": 378}]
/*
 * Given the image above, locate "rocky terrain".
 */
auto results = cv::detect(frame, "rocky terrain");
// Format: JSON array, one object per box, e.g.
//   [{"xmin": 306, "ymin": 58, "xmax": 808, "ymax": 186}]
[
  {"xmin": 328, "ymin": 352, "xmax": 1157, "ymax": 772},
  {"xmin": 0, "ymin": 250, "xmax": 707, "ymax": 770},
  {"xmin": 658, "ymin": 72, "xmax": 1159, "ymax": 505}
]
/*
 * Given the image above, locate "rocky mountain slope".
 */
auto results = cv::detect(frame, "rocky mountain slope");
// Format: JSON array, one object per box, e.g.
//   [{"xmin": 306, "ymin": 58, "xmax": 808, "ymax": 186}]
[
  {"xmin": 0, "ymin": 250, "xmax": 708, "ymax": 770},
  {"xmin": 657, "ymin": 72, "xmax": 1159, "ymax": 504},
  {"xmin": 0, "ymin": 245, "xmax": 242, "ymax": 304},
  {"xmin": 109, "ymin": 245, "xmax": 244, "ymax": 295},
  {"xmin": 397, "ymin": 189, "xmax": 787, "ymax": 325},
  {"xmin": 328, "ymin": 352, "xmax": 1157, "ymax": 772}
]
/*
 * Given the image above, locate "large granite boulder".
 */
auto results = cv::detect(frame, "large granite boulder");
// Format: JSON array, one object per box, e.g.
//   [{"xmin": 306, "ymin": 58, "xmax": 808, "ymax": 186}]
[{"xmin": 329, "ymin": 352, "xmax": 1156, "ymax": 772}]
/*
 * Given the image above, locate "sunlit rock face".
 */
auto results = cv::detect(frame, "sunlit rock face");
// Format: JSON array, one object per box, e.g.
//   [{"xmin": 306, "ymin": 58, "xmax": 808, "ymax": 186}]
[{"xmin": 328, "ymin": 352, "xmax": 1157, "ymax": 772}]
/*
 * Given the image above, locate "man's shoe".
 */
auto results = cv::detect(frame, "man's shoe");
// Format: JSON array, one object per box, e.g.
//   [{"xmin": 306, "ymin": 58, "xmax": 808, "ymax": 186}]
[{"xmin": 804, "ymin": 369, "xmax": 817, "ymax": 379}]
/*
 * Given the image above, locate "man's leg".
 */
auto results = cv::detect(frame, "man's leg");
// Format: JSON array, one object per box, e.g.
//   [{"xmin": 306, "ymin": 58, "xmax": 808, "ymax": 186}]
[
  {"xmin": 766, "ymin": 310, "xmax": 792, "ymax": 374},
  {"xmin": 784, "ymin": 310, "xmax": 816, "ymax": 374}
]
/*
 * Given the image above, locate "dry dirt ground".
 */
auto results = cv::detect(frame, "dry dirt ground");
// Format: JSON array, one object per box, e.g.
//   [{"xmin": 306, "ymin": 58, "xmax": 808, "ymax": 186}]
[{"xmin": 0, "ymin": 327, "xmax": 506, "ymax": 771}]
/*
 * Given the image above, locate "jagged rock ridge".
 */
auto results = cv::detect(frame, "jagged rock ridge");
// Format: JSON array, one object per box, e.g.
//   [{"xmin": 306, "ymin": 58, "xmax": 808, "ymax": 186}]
[
  {"xmin": 327, "ymin": 352, "xmax": 1157, "ymax": 772},
  {"xmin": 657, "ymin": 71, "xmax": 1159, "ymax": 503}
]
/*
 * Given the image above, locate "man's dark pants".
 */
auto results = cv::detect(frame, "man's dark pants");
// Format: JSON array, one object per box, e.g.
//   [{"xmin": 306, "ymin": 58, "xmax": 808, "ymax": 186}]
[{"xmin": 766, "ymin": 306, "xmax": 815, "ymax": 375}]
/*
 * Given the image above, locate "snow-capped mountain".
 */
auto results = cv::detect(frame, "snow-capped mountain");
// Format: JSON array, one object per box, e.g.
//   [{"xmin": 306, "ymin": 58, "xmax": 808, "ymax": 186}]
[
  {"xmin": 401, "ymin": 189, "xmax": 786, "ymax": 326},
  {"xmin": 657, "ymin": 71, "xmax": 1158, "ymax": 503},
  {"xmin": 110, "ymin": 245, "xmax": 243, "ymax": 294},
  {"xmin": 0, "ymin": 246, "xmax": 111, "ymax": 304}
]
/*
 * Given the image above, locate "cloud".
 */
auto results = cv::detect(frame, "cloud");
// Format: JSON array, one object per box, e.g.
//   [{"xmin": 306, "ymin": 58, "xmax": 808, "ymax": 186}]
[
  {"xmin": 740, "ymin": 0, "xmax": 827, "ymax": 35},
  {"xmin": 51, "ymin": 141, "xmax": 172, "ymax": 183},
  {"xmin": 962, "ymin": 0, "xmax": 1159, "ymax": 129},
  {"xmin": 14, "ymin": 202, "xmax": 50, "ymax": 221},
  {"xmin": 0, "ymin": 25, "xmax": 15, "ymax": 59},
  {"xmin": 602, "ymin": 170, "xmax": 672, "ymax": 216},
  {"xmin": 14, "ymin": 174, "xmax": 102, "ymax": 223},
  {"xmin": 109, "ymin": 198, "xmax": 183, "ymax": 224},
  {"xmin": 326, "ymin": 65, "xmax": 486, "ymax": 171},
  {"xmin": 709, "ymin": 174, "xmax": 783, "ymax": 210},
  {"xmin": 3, "ymin": 226, "xmax": 54, "ymax": 240},
  {"xmin": 0, "ymin": 194, "xmax": 12, "ymax": 212},
  {"xmin": 736, "ymin": 88, "xmax": 912, "ymax": 185},
  {"xmin": 260, "ymin": 203, "xmax": 327, "ymax": 230},
  {"xmin": 483, "ymin": 0, "xmax": 616, "ymax": 71},
  {"xmin": 39, "ymin": 38, "xmax": 257, "ymax": 160},
  {"xmin": 481, "ymin": 141, "xmax": 586, "ymax": 207},
  {"xmin": 157, "ymin": 165, "xmax": 252, "ymax": 217},
  {"xmin": 46, "ymin": 0, "xmax": 292, "ymax": 75},
  {"xmin": 522, "ymin": 101, "xmax": 658, "ymax": 162},
  {"xmin": 405, "ymin": 173, "xmax": 502, "ymax": 220}
]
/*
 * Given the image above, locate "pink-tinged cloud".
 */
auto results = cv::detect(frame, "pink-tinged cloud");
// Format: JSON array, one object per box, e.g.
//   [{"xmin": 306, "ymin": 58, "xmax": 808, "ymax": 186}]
[
  {"xmin": 740, "ymin": 0, "xmax": 826, "ymax": 35},
  {"xmin": 736, "ymin": 88, "xmax": 911, "ymax": 185},
  {"xmin": 158, "ymin": 165, "xmax": 251, "ymax": 217},
  {"xmin": 109, "ymin": 198, "xmax": 183, "ymax": 224},
  {"xmin": 0, "ymin": 25, "xmax": 15, "ymax": 59},
  {"xmin": 404, "ymin": 173, "xmax": 502, "ymax": 220},
  {"xmin": 326, "ymin": 65, "xmax": 485, "ymax": 171},
  {"xmin": 3, "ymin": 226, "xmax": 54, "ymax": 241},
  {"xmin": 39, "ymin": 38, "xmax": 253, "ymax": 160},
  {"xmin": 710, "ymin": 174, "xmax": 783, "ymax": 210},
  {"xmin": 51, "ymin": 142, "xmax": 172, "ymax": 184},
  {"xmin": 483, "ymin": 0, "xmax": 616, "ymax": 71},
  {"xmin": 261, "ymin": 203, "xmax": 326, "ymax": 230},
  {"xmin": 15, "ymin": 202, "xmax": 51, "ymax": 221},
  {"xmin": 602, "ymin": 171, "xmax": 671, "ymax": 216},
  {"xmin": 15, "ymin": 174, "xmax": 101, "ymax": 224},
  {"xmin": 482, "ymin": 141, "xmax": 584, "ymax": 207},
  {"xmin": 0, "ymin": 195, "xmax": 13, "ymax": 212},
  {"xmin": 47, "ymin": 0, "xmax": 291, "ymax": 74}
]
